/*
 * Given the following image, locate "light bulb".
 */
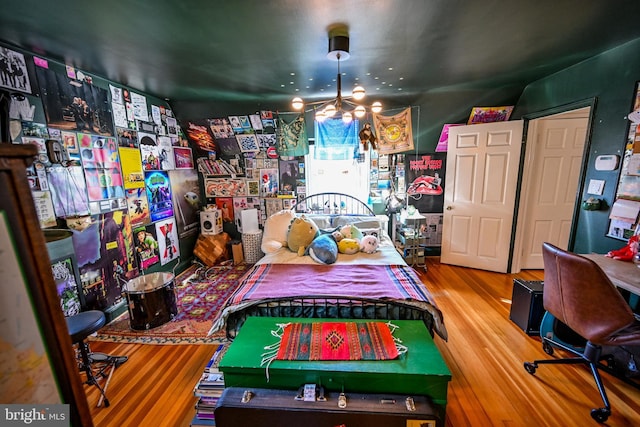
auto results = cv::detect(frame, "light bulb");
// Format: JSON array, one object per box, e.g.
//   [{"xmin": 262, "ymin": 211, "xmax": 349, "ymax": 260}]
[
  {"xmin": 352, "ymin": 85, "xmax": 365, "ymax": 100},
  {"xmin": 371, "ymin": 101, "xmax": 382, "ymax": 113},
  {"xmin": 354, "ymin": 105, "xmax": 366, "ymax": 118},
  {"xmin": 291, "ymin": 97, "xmax": 304, "ymax": 110},
  {"xmin": 315, "ymin": 110, "xmax": 327, "ymax": 122},
  {"xmin": 324, "ymin": 104, "xmax": 337, "ymax": 117},
  {"xmin": 342, "ymin": 111, "xmax": 353, "ymax": 124}
]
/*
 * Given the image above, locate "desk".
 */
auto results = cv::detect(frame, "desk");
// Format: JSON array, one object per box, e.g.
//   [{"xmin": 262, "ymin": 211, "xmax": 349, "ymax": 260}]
[{"xmin": 580, "ymin": 254, "xmax": 640, "ymax": 296}]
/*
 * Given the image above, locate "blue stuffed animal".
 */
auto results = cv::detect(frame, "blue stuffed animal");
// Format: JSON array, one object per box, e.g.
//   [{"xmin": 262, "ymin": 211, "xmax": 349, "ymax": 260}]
[{"xmin": 306, "ymin": 233, "xmax": 338, "ymax": 264}]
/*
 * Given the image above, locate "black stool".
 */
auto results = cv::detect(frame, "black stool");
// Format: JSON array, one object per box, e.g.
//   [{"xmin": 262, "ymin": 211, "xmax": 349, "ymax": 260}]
[{"xmin": 66, "ymin": 310, "xmax": 128, "ymax": 407}]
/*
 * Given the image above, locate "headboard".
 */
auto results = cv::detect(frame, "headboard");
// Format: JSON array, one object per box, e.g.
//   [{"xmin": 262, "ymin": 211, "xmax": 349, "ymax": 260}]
[{"xmin": 292, "ymin": 192, "xmax": 375, "ymax": 217}]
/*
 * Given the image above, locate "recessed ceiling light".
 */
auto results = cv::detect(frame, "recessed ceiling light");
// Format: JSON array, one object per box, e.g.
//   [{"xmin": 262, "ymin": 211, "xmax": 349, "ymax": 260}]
[
  {"xmin": 281, "ymin": 84, "xmax": 285, "ymax": 88},
  {"xmin": 388, "ymin": 67, "xmax": 393, "ymax": 71},
  {"xmin": 399, "ymin": 77, "xmax": 404, "ymax": 80}
]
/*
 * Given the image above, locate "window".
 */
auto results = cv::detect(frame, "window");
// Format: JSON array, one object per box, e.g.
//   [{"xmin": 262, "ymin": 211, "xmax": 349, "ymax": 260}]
[{"xmin": 304, "ymin": 143, "xmax": 371, "ymax": 203}]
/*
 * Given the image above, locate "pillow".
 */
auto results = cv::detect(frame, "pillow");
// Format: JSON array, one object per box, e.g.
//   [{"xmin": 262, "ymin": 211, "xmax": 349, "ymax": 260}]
[
  {"xmin": 261, "ymin": 209, "xmax": 296, "ymax": 253},
  {"xmin": 304, "ymin": 214, "xmax": 332, "ymax": 229}
]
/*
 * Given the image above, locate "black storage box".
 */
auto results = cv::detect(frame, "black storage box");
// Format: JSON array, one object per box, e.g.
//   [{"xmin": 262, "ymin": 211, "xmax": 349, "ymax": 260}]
[
  {"xmin": 510, "ymin": 279, "xmax": 545, "ymax": 335},
  {"xmin": 214, "ymin": 387, "xmax": 443, "ymax": 427}
]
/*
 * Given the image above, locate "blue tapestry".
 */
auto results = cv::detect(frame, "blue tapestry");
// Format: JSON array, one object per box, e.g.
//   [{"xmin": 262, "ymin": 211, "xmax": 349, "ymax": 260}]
[{"xmin": 314, "ymin": 118, "xmax": 359, "ymax": 160}]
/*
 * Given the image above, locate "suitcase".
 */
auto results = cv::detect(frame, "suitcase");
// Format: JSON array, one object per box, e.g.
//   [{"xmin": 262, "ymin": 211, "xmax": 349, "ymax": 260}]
[{"xmin": 214, "ymin": 386, "xmax": 444, "ymax": 427}]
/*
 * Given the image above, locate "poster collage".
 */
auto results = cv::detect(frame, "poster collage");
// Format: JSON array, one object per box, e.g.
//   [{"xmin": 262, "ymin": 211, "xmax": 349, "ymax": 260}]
[
  {"xmin": 185, "ymin": 114, "xmax": 307, "ymax": 232},
  {"xmin": 3, "ymin": 45, "xmax": 198, "ymax": 312}
]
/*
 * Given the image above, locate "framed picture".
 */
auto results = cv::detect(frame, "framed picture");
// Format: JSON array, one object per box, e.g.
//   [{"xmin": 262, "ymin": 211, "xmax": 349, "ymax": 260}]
[
  {"xmin": 173, "ymin": 147, "xmax": 194, "ymax": 169},
  {"xmin": 247, "ymin": 179, "xmax": 260, "ymax": 196}
]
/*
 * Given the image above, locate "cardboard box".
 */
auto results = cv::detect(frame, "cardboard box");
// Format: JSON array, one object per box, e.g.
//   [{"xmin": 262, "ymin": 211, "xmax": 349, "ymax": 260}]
[{"xmin": 231, "ymin": 241, "xmax": 244, "ymax": 265}]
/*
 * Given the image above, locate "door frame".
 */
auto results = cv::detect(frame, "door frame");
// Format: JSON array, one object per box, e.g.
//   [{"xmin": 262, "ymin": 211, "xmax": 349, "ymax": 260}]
[{"xmin": 509, "ymin": 98, "xmax": 597, "ymax": 272}]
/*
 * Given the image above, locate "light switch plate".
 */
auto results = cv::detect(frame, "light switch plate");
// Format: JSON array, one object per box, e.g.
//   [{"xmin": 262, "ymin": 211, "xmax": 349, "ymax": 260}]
[{"xmin": 587, "ymin": 179, "xmax": 605, "ymax": 195}]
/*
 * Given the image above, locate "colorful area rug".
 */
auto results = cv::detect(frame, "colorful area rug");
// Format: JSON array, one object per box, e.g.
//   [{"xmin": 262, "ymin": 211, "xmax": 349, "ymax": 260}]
[
  {"xmin": 269, "ymin": 321, "xmax": 403, "ymax": 361},
  {"xmin": 90, "ymin": 262, "xmax": 249, "ymax": 344}
]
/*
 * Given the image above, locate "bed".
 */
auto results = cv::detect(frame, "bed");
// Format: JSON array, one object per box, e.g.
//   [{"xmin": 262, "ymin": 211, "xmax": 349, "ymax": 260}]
[{"xmin": 209, "ymin": 193, "xmax": 447, "ymax": 341}]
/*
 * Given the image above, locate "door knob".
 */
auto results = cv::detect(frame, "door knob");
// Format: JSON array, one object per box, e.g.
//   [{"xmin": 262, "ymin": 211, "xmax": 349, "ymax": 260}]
[{"xmin": 446, "ymin": 206, "xmax": 452, "ymax": 210}]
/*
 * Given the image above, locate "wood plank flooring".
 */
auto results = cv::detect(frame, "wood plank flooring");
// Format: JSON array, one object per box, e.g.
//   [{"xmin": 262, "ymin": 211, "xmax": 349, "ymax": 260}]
[{"xmin": 84, "ymin": 257, "xmax": 640, "ymax": 426}]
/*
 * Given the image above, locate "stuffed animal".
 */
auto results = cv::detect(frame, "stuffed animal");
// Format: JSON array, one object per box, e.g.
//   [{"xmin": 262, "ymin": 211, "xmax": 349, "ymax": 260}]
[
  {"xmin": 359, "ymin": 122, "xmax": 377, "ymax": 151},
  {"xmin": 360, "ymin": 234, "xmax": 380, "ymax": 254},
  {"xmin": 307, "ymin": 234, "xmax": 338, "ymax": 264},
  {"xmin": 287, "ymin": 215, "xmax": 319, "ymax": 256},
  {"xmin": 605, "ymin": 235, "xmax": 639, "ymax": 261},
  {"xmin": 340, "ymin": 224, "xmax": 363, "ymax": 242},
  {"xmin": 338, "ymin": 238, "xmax": 360, "ymax": 255},
  {"xmin": 261, "ymin": 209, "xmax": 296, "ymax": 254}
]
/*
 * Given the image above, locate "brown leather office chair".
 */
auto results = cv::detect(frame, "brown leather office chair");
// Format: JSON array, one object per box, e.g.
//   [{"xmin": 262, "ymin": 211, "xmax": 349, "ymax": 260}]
[{"xmin": 524, "ymin": 242, "xmax": 640, "ymax": 423}]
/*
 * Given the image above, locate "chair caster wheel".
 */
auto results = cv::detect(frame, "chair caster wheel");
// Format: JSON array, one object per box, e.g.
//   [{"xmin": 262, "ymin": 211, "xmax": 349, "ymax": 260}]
[
  {"xmin": 590, "ymin": 407, "xmax": 610, "ymax": 423},
  {"xmin": 542, "ymin": 341, "xmax": 554, "ymax": 355},
  {"xmin": 524, "ymin": 362, "xmax": 537, "ymax": 374}
]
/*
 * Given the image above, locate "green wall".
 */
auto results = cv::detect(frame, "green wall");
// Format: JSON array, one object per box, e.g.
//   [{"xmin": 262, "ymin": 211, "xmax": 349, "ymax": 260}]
[{"xmin": 512, "ymin": 37, "xmax": 640, "ymax": 254}]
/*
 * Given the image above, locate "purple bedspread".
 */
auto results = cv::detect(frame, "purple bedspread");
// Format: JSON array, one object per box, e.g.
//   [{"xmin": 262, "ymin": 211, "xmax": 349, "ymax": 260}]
[{"xmin": 221, "ymin": 263, "xmax": 447, "ymax": 340}]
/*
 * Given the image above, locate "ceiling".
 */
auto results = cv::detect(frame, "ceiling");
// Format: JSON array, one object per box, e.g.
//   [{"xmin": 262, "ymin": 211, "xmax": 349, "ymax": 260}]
[{"xmin": 1, "ymin": 0, "xmax": 640, "ymax": 144}]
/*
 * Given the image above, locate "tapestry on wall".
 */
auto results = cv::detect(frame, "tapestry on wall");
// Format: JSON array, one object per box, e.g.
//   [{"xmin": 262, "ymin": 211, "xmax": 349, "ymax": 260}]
[
  {"xmin": 276, "ymin": 114, "xmax": 309, "ymax": 157},
  {"xmin": 372, "ymin": 108, "xmax": 414, "ymax": 154}
]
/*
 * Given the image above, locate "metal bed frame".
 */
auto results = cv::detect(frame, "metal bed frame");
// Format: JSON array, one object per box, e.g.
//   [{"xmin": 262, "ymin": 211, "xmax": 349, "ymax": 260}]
[
  {"xmin": 225, "ymin": 296, "xmax": 436, "ymax": 339},
  {"xmin": 292, "ymin": 192, "xmax": 375, "ymax": 216}
]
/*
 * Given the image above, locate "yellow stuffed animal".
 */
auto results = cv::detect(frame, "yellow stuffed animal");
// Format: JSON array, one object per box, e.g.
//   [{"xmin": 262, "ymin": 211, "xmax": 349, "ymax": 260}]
[{"xmin": 287, "ymin": 215, "xmax": 319, "ymax": 256}]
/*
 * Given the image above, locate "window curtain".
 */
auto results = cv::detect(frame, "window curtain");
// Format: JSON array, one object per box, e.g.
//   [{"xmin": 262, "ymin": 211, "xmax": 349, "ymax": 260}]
[{"xmin": 314, "ymin": 118, "xmax": 359, "ymax": 160}]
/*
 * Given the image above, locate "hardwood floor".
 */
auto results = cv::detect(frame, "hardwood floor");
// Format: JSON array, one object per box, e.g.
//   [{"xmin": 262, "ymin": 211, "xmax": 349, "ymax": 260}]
[{"xmin": 84, "ymin": 258, "xmax": 640, "ymax": 426}]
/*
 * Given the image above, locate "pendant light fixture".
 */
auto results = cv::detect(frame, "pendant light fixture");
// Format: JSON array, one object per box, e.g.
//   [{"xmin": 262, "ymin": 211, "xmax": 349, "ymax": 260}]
[{"xmin": 291, "ymin": 26, "xmax": 382, "ymax": 123}]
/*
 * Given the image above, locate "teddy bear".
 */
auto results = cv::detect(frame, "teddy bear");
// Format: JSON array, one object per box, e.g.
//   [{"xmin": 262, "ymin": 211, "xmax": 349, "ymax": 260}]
[
  {"xmin": 287, "ymin": 215, "xmax": 319, "ymax": 256},
  {"xmin": 339, "ymin": 224, "xmax": 363, "ymax": 241}
]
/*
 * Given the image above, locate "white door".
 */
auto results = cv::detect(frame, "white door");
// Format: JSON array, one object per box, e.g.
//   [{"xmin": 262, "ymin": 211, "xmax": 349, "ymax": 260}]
[
  {"xmin": 514, "ymin": 108, "xmax": 589, "ymax": 269},
  {"xmin": 441, "ymin": 121, "xmax": 523, "ymax": 273}
]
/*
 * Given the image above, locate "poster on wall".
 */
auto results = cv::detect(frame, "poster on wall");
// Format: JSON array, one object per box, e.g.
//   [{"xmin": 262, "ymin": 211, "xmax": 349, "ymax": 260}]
[
  {"xmin": 46, "ymin": 165, "xmax": 90, "ymax": 218},
  {"xmin": 173, "ymin": 147, "xmax": 194, "ymax": 169},
  {"xmin": 405, "ymin": 152, "xmax": 446, "ymax": 213},
  {"xmin": 145, "ymin": 170, "xmax": 174, "ymax": 222},
  {"xmin": 74, "ymin": 209, "xmax": 134, "ymax": 311},
  {"xmin": 185, "ymin": 120, "xmax": 217, "ymax": 158},
  {"xmin": 78, "ymin": 134, "xmax": 125, "ymax": 202},
  {"xmin": 119, "ymin": 147, "xmax": 144, "ymax": 189},
  {"xmin": 34, "ymin": 64, "xmax": 113, "ymax": 136},
  {"xmin": 51, "ymin": 257, "xmax": 82, "ymax": 317},
  {"xmin": 0, "ymin": 47, "xmax": 32, "ymax": 93},
  {"xmin": 156, "ymin": 217, "xmax": 180, "ymax": 266},
  {"xmin": 133, "ymin": 224, "xmax": 160, "ymax": 270},
  {"xmin": 204, "ymin": 177, "xmax": 247, "ymax": 197},
  {"xmin": 157, "ymin": 136, "xmax": 175, "ymax": 170},
  {"xmin": 139, "ymin": 131, "xmax": 160, "ymax": 170},
  {"xmin": 169, "ymin": 169, "xmax": 200, "ymax": 237},
  {"xmin": 125, "ymin": 187, "xmax": 150, "ymax": 227}
]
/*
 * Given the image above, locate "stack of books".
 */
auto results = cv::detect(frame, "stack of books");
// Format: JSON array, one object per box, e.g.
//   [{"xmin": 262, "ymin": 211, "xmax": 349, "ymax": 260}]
[{"xmin": 190, "ymin": 344, "xmax": 225, "ymax": 427}]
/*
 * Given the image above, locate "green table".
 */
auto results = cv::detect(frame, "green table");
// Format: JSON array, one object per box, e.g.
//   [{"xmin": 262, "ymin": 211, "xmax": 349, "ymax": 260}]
[{"xmin": 219, "ymin": 317, "xmax": 451, "ymax": 406}]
